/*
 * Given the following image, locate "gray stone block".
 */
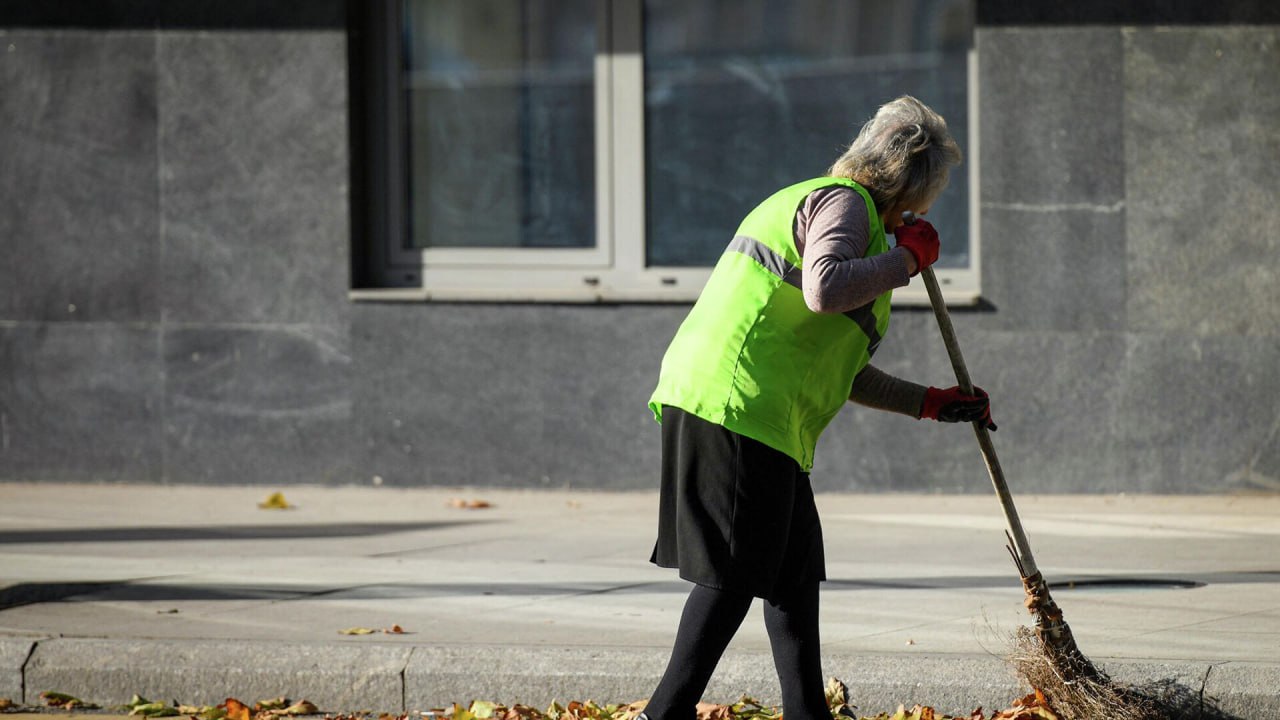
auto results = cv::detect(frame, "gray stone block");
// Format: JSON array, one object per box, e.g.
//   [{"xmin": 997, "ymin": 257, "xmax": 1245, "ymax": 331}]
[
  {"xmin": 157, "ymin": 32, "xmax": 349, "ymax": 325},
  {"xmin": 0, "ymin": 323, "xmax": 163, "ymax": 482},
  {"xmin": 405, "ymin": 646, "xmax": 669, "ymax": 708},
  {"xmin": 404, "ymin": 647, "xmax": 1025, "ymax": 717},
  {"xmin": 0, "ymin": 639, "xmax": 33, "ymax": 703},
  {"xmin": 0, "ymin": 31, "xmax": 159, "ymax": 323},
  {"xmin": 813, "ymin": 312, "xmax": 964, "ymax": 493},
  {"xmin": 1089, "ymin": 659, "xmax": 1280, "ymax": 719},
  {"xmin": 828, "ymin": 654, "xmax": 1022, "ymax": 718},
  {"xmin": 975, "ymin": 206, "xmax": 1126, "ymax": 333},
  {"xmin": 1116, "ymin": 333, "xmax": 1280, "ymax": 493},
  {"xmin": 1123, "ymin": 27, "xmax": 1280, "ymax": 338},
  {"xmin": 163, "ymin": 325, "xmax": 354, "ymax": 484},
  {"xmin": 978, "ymin": 27, "xmax": 1125, "ymax": 207},
  {"xmin": 23, "ymin": 638, "xmax": 409, "ymax": 711},
  {"xmin": 818, "ymin": 326, "xmax": 1133, "ymax": 493},
  {"xmin": 1204, "ymin": 661, "xmax": 1280, "ymax": 719},
  {"xmin": 352, "ymin": 304, "xmax": 682, "ymax": 488}
]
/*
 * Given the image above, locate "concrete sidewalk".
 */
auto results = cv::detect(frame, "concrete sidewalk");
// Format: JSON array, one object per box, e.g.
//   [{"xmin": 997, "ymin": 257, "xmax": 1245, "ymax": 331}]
[{"xmin": 1, "ymin": 484, "xmax": 1278, "ymax": 718}]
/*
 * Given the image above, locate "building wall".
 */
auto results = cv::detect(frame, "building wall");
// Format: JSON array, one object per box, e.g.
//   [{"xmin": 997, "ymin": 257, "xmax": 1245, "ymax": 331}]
[{"xmin": 2, "ymin": 3, "xmax": 1277, "ymax": 492}]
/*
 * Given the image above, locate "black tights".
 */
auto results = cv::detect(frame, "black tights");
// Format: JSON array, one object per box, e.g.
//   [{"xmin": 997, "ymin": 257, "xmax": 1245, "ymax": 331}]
[{"xmin": 644, "ymin": 582, "xmax": 828, "ymax": 720}]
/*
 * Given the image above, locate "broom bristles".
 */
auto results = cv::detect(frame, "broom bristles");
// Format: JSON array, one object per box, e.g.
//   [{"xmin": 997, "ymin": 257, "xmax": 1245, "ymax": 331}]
[{"xmin": 1008, "ymin": 626, "xmax": 1158, "ymax": 720}]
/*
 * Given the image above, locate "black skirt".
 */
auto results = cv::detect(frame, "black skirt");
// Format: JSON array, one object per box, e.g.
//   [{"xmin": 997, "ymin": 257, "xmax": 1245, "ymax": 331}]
[{"xmin": 650, "ymin": 406, "xmax": 826, "ymax": 601}]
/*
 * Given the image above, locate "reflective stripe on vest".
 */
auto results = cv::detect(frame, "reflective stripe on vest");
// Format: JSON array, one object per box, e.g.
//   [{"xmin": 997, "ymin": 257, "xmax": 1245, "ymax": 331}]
[{"xmin": 725, "ymin": 234, "xmax": 884, "ymax": 357}]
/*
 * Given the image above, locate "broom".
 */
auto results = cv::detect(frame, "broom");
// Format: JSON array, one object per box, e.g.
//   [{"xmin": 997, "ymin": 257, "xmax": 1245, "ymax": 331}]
[{"xmin": 905, "ymin": 212, "xmax": 1154, "ymax": 720}]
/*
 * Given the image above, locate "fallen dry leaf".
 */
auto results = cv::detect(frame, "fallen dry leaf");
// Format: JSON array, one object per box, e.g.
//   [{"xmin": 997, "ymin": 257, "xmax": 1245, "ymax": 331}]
[
  {"xmin": 695, "ymin": 703, "xmax": 732, "ymax": 720},
  {"xmin": 254, "ymin": 698, "xmax": 290, "ymax": 712},
  {"xmin": 224, "ymin": 698, "xmax": 252, "ymax": 720},
  {"xmin": 258, "ymin": 492, "xmax": 294, "ymax": 510},
  {"xmin": 384, "ymin": 624, "xmax": 406, "ymax": 634},
  {"xmin": 990, "ymin": 690, "xmax": 1060, "ymax": 720},
  {"xmin": 0, "ymin": 698, "xmax": 16, "ymax": 710},
  {"xmin": 40, "ymin": 691, "xmax": 99, "ymax": 710},
  {"xmin": 448, "ymin": 498, "xmax": 492, "ymax": 509},
  {"xmin": 338, "ymin": 627, "xmax": 378, "ymax": 635},
  {"xmin": 277, "ymin": 700, "xmax": 319, "ymax": 716}
]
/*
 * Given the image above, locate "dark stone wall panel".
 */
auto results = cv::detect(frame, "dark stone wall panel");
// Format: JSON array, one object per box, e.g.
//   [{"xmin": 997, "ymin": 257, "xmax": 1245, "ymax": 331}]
[
  {"xmin": 0, "ymin": 32, "xmax": 159, "ymax": 323},
  {"xmin": 975, "ymin": 206, "xmax": 1126, "ymax": 332},
  {"xmin": 978, "ymin": 1, "xmax": 1280, "ymax": 26},
  {"xmin": 1124, "ymin": 27, "xmax": 1280, "ymax": 337},
  {"xmin": 0, "ymin": 1, "xmax": 345, "ymax": 30},
  {"xmin": 352, "ymin": 304, "xmax": 683, "ymax": 488},
  {"xmin": 163, "ymin": 325, "xmax": 353, "ymax": 484},
  {"xmin": 815, "ymin": 320, "xmax": 1130, "ymax": 493},
  {"xmin": 978, "ymin": 28, "xmax": 1125, "ymax": 208},
  {"xmin": 158, "ymin": 32, "xmax": 349, "ymax": 326},
  {"xmin": 0, "ymin": 323, "xmax": 163, "ymax": 482},
  {"xmin": 812, "ymin": 312, "xmax": 965, "ymax": 492},
  {"xmin": 1117, "ymin": 333, "xmax": 1280, "ymax": 493}
]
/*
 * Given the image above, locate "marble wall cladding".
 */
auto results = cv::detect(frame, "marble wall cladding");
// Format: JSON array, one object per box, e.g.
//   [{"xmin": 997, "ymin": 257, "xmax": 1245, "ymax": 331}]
[
  {"xmin": 976, "ymin": 206, "xmax": 1126, "ymax": 333},
  {"xmin": 162, "ymin": 325, "xmax": 353, "ymax": 484},
  {"xmin": 0, "ymin": 323, "xmax": 163, "ymax": 481},
  {"xmin": 5, "ymin": 19, "xmax": 1279, "ymax": 494},
  {"xmin": 1123, "ymin": 27, "xmax": 1280, "ymax": 337},
  {"xmin": 1116, "ymin": 333, "xmax": 1280, "ymax": 493},
  {"xmin": 814, "ymin": 312, "xmax": 969, "ymax": 492},
  {"xmin": 815, "ymin": 318, "xmax": 1132, "ymax": 493},
  {"xmin": 351, "ymin": 303, "xmax": 683, "ymax": 488},
  {"xmin": 0, "ymin": 31, "xmax": 159, "ymax": 323},
  {"xmin": 978, "ymin": 27, "xmax": 1126, "ymax": 208},
  {"xmin": 157, "ymin": 32, "xmax": 349, "ymax": 326}
]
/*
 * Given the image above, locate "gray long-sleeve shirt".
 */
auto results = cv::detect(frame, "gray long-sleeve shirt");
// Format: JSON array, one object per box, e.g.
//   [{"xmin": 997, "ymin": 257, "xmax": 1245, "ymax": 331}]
[{"xmin": 792, "ymin": 185, "xmax": 928, "ymax": 418}]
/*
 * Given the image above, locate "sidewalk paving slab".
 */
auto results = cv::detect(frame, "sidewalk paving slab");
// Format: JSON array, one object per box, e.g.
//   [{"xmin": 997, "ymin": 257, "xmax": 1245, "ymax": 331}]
[{"xmin": 1, "ymin": 484, "xmax": 1279, "ymax": 718}]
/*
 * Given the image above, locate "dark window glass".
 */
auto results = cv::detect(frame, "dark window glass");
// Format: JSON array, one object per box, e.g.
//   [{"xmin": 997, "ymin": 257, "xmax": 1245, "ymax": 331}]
[
  {"xmin": 403, "ymin": 0, "xmax": 596, "ymax": 249},
  {"xmin": 644, "ymin": 0, "xmax": 972, "ymax": 267}
]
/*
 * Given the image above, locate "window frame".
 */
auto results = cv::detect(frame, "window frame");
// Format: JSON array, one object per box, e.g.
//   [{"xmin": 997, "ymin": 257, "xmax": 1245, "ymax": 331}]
[{"xmin": 351, "ymin": 0, "xmax": 981, "ymax": 306}]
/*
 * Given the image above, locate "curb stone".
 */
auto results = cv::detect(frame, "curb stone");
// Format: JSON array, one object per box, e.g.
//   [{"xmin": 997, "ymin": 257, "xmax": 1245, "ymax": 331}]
[
  {"xmin": 23, "ymin": 638, "xmax": 410, "ymax": 711},
  {"xmin": 10, "ymin": 639, "xmax": 1280, "ymax": 719},
  {"xmin": 405, "ymin": 648, "xmax": 1025, "ymax": 716},
  {"xmin": 1, "ymin": 639, "xmax": 36, "ymax": 702}
]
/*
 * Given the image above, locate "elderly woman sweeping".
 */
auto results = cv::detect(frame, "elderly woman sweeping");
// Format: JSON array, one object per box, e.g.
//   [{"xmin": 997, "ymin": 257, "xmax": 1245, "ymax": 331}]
[{"xmin": 642, "ymin": 96, "xmax": 995, "ymax": 720}]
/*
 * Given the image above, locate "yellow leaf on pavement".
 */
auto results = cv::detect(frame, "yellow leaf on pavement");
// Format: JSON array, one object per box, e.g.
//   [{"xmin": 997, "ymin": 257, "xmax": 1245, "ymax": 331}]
[
  {"xmin": 338, "ymin": 627, "xmax": 378, "ymax": 635},
  {"xmin": 254, "ymin": 698, "xmax": 289, "ymax": 712},
  {"xmin": 258, "ymin": 492, "xmax": 294, "ymax": 510}
]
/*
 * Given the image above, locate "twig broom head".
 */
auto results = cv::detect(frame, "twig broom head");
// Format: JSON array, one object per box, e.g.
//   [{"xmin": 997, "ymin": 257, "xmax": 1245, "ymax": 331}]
[{"xmin": 1008, "ymin": 626, "xmax": 1159, "ymax": 720}]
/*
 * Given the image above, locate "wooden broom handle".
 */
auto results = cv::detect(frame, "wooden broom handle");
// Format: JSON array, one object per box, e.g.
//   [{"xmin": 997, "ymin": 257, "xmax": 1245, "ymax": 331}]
[{"xmin": 903, "ymin": 211, "xmax": 1041, "ymax": 578}]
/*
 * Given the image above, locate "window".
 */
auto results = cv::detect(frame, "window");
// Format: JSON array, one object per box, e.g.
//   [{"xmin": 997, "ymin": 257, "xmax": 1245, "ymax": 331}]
[{"xmin": 354, "ymin": 0, "xmax": 979, "ymax": 304}]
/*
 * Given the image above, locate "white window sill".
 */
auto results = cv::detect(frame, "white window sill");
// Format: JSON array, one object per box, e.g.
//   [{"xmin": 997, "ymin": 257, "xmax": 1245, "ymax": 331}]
[{"xmin": 350, "ymin": 269, "xmax": 981, "ymax": 306}]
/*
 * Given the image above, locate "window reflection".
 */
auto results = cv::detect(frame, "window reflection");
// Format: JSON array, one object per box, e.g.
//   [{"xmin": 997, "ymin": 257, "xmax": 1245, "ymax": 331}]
[
  {"xmin": 644, "ymin": 0, "xmax": 972, "ymax": 267},
  {"xmin": 404, "ymin": 0, "xmax": 596, "ymax": 250}
]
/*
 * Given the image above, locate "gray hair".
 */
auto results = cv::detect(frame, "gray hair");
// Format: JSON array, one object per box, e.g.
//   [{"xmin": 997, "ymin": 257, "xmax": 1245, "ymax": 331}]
[{"xmin": 827, "ymin": 95, "xmax": 962, "ymax": 213}]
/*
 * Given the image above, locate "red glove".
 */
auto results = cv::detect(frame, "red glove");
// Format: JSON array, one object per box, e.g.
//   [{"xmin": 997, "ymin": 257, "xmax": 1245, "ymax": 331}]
[
  {"xmin": 893, "ymin": 219, "xmax": 940, "ymax": 275},
  {"xmin": 920, "ymin": 385, "xmax": 997, "ymax": 430}
]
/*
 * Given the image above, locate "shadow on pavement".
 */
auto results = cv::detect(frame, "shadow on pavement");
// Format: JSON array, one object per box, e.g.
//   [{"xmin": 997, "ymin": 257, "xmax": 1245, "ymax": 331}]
[
  {"xmin": 1133, "ymin": 676, "xmax": 1245, "ymax": 720},
  {"xmin": 0, "ymin": 520, "xmax": 487, "ymax": 544},
  {"xmin": 826, "ymin": 570, "xmax": 1280, "ymax": 591}
]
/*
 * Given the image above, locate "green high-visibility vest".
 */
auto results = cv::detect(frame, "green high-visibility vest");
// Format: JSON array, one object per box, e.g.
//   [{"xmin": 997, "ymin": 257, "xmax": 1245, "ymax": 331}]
[{"xmin": 649, "ymin": 177, "xmax": 892, "ymax": 471}]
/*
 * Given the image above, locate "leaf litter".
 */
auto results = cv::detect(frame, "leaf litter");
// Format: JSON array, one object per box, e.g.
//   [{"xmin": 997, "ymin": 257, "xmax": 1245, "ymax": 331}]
[
  {"xmin": 399, "ymin": 678, "xmax": 1060, "ymax": 720},
  {"xmin": 26, "ymin": 678, "xmax": 1060, "ymax": 720}
]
